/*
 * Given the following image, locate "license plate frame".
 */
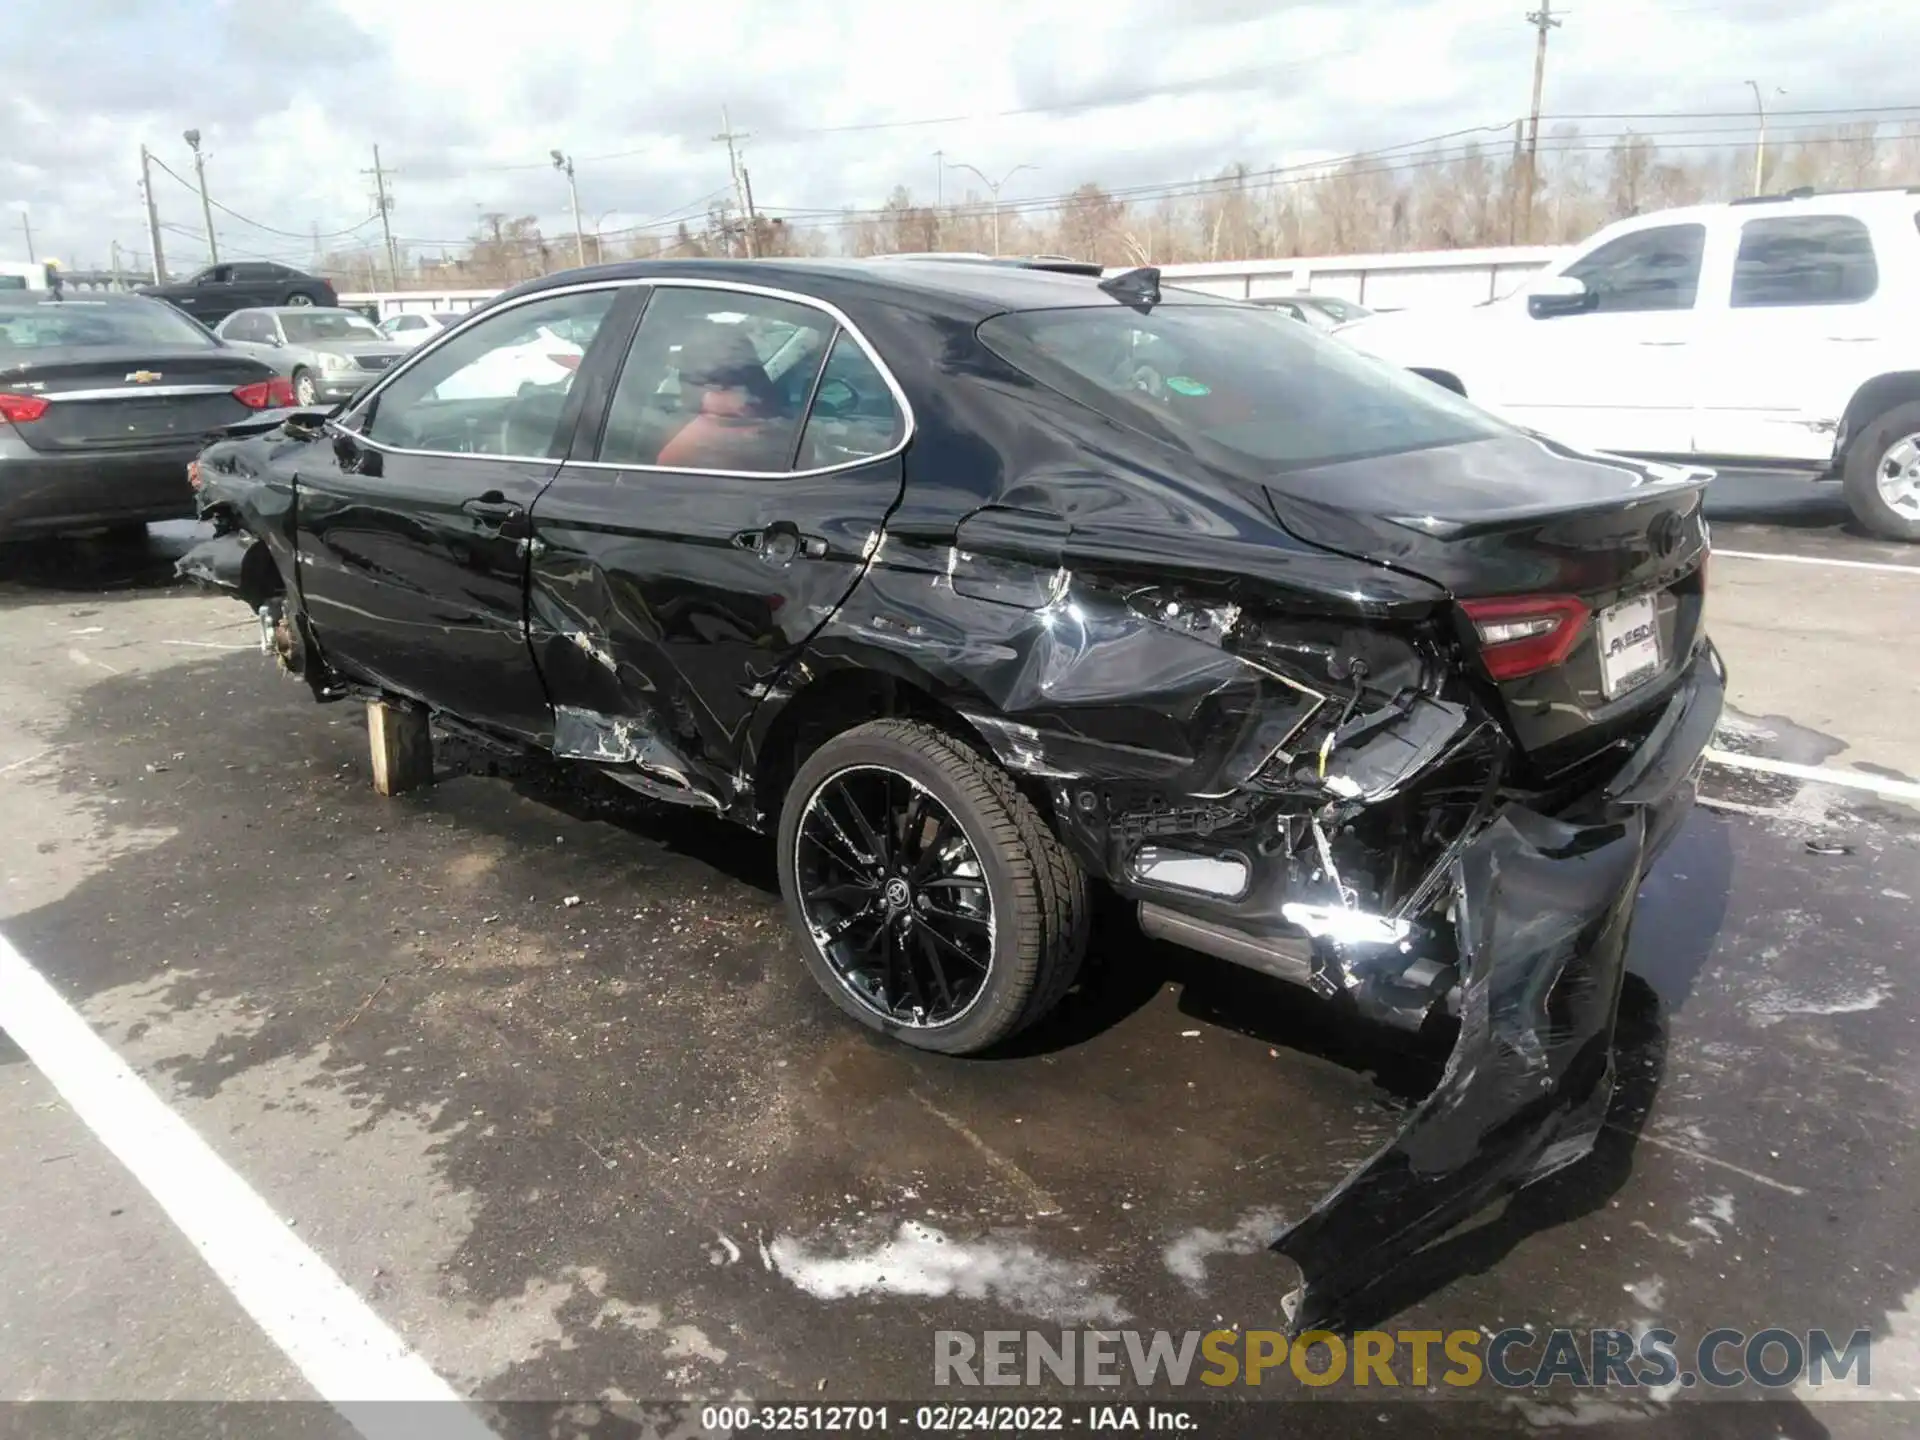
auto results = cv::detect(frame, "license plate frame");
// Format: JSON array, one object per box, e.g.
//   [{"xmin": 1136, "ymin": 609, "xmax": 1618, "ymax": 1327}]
[{"xmin": 1596, "ymin": 592, "xmax": 1662, "ymax": 699}]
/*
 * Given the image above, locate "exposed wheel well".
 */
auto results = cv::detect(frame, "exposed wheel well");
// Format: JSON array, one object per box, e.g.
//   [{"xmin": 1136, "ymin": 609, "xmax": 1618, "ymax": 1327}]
[
  {"xmin": 1839, "ymin": 373, "xmax": 1920, "ymax": 462},
  {"xmin": 237, "ymin": 538, "xmax": 286, "ymax": 610},
  {"xmin": 1409, "ymin": 368, "xmax": 1466, "ymax": 396},
  {"xmin": 752, "ymin": 668, "xmax": 1008, "ymax": 830}
]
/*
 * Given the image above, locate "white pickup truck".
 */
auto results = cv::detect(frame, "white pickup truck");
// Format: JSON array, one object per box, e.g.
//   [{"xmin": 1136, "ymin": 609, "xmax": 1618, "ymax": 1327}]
[{"xmin": 1339, "ymin": 187, "xmax": 1920, "ymax": 541}]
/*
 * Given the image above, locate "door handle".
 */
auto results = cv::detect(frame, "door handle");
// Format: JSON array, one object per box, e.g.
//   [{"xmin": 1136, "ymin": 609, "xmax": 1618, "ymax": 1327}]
[
  {"xmin": 462, "ymin": 492, "xmax": 524, "ymax": 523},
  {"xmin": 736, "ymin": 522, "xmax": 827, "ymax": 564}
]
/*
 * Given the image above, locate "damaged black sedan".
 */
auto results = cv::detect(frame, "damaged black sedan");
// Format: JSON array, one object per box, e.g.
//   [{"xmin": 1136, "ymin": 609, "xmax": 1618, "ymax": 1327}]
[{"xmin": 182, "ymin": 257, "xmax": 1722, "ymax": 1329}]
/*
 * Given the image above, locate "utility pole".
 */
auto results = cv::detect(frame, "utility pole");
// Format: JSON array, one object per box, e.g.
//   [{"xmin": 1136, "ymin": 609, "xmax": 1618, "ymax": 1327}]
[
  {"xmin": 138, "ymin": 146, "xmax": 167, "ymax": 282},
  {"xmin": 19, "ymin": 211, "xmax": 33, "ymax": 264},
  {"xmin": 361, "ymin": 145, "xmax": 400, "ymax": 288},
  {"xmin": 741, "ymin": 166, "xmax": 762, "ymax": 256},
  {"xmin": 1507, "ymin": 118, "xmax": 1524, "ymax": 244},
  {"xmin": 183, "ymin": 129, "xmax": 219, "ymax": 263},
  {"xmin": 714, "ymin": 106, "xmax": 756, "ymax": 258},
  {"xmin": 1522, "ymin": 1, "xmax": 1562, "ymax": 243},
  {"xmin": 551, "ymin": 150, "xmax": 586, "ymax": 267}
]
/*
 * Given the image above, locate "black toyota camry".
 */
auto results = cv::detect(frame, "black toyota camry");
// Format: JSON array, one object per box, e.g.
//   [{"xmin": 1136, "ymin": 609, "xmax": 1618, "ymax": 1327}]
[
  {"xmin": 180, "ymin": 257, "xmax": 1722, "ymax": 1330},
  {"xmin": 0, "ymin": 290, "xmax": 291, "ymax": 541}
]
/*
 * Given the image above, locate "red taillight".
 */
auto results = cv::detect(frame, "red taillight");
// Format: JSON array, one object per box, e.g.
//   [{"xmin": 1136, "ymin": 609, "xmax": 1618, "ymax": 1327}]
[
  {"xmin": 1460, "ymin": 594, "xmax": 1590, "ymax": 681},
  {"xmin": 549, "ymin": 353, "xmax": 582, "ymax": 372},
  {"xmin": 232, "ymin": 377, "xmax": 296, "ymax": 410},
  {"xmin": 0, "ymin": 392, "xmax": 50, "ymax": 424}
]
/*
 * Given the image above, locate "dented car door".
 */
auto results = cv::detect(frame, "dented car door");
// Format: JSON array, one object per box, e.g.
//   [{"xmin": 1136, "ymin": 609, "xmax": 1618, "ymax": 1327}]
[
  {"xmin": 525, "ymin": 284, "xmax": 910, "ymax": 808},
  {"xmin": 295, "ymin": 286, "xmax": 633, "ymax": 742}
]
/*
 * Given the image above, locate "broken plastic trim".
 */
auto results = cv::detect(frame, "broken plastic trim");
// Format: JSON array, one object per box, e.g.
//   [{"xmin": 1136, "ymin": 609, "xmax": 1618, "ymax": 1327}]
[
  {"xmin": 552, "ymin": 703, "xmax": 726, "ymax": 812},
  {"xmin": 1268, "ymin": 643, "xmax": 1723, "ymax": 1335}
]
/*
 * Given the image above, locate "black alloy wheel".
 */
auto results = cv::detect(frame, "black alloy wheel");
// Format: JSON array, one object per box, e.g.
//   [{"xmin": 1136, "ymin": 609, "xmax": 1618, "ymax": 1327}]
[
  {"xmin": 795, "ymin": 764, "xmax": 996, "ymax": 1029},
  {"xmin": 777, "ymin": 719, "xmax": 1089, "ymax": 1055}
]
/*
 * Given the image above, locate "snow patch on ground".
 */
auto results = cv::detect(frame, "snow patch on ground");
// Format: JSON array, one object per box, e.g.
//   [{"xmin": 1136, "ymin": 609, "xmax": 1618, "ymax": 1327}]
[
  {"xmin": 1162, "ymin": 1208, "xmax": 1291, "ymax": 1289},
  {"xmin": 1751, "ymin": 982, "xmax": 1890, "ymax": 1021},
  {"xmin": 763, "ymin": 1219, "xmax": 1127, "ymax": 1325}
]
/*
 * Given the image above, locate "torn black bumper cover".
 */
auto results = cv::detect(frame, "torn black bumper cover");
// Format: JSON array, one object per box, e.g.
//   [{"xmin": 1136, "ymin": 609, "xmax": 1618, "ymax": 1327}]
[
  {"xmin": 175, "ymin": 531, "xmax": 255, "ymax": 592},
  {"xmin": 1272, "ymin": 640, "xmax": 1724, "ymax": 1334}
]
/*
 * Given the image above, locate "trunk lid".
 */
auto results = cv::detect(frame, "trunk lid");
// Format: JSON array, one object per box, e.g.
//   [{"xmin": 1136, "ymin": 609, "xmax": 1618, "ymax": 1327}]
[
  {"xmin": 1258, "ymin": 432, "xmax": 1712, "ymax": 770},
  {"xmin": 1, "ymin": 346, "xmax": 274, "ymax": 452}
]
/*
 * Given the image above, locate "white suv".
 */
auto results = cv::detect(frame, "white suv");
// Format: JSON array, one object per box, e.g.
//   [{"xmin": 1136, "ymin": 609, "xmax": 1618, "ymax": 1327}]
[{"xmin": 1340, "ymin": 187, "xmax": 1920, "ymax": 541}]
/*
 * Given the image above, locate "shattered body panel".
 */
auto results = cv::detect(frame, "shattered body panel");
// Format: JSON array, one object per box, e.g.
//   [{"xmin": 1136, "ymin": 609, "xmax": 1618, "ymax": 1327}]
[{"xmin": 171, "ymin": 258, "xmax": 1723, "ymax": 1331}]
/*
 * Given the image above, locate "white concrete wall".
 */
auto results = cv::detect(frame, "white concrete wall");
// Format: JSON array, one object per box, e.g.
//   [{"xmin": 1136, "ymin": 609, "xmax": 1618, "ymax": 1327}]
[
  {"xmin": 1156, "ymin": 245, "xmax": 1567, "ymax": 310},
  {"xmin": 336, "ymin": 245, "xmax": 1573, "ymax": 319}
]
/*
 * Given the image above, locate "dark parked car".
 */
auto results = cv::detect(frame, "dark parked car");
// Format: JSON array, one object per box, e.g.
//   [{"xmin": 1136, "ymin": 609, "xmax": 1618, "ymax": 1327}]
[
  {"xmin": 181, "ymin": 258, "xmax": 1720, "ymax": 1330},
  {"xmin": 0, "ymin": 291, "xmax": 292, "ymax": 540},
  {"xmin": 137, "ymin": 261, "xmax": 337, "ymax": 327},
  {"xmin": 1251, "ymin": 292, "xmax": 1375, "ymax": 330}
]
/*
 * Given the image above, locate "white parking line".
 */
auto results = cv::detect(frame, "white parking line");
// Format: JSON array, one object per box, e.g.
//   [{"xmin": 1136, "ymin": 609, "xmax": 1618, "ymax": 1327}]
[
  {"xmin": 1704, "ymin": 749, "xmax": 1920, "ymax": 803},
  {"xmin": 0, "ymin": 930, "xmax": 493, "ymax": 1440},
  {"xmin": 1715, "ymin": 548, "xmax": 1920, "ymax": 575}
]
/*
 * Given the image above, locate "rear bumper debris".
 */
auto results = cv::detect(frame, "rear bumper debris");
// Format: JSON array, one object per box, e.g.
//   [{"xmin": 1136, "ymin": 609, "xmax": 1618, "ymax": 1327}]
[{"xmin": 1271, "ymin": 640, "xmax": 1723, "ymax": 1333}]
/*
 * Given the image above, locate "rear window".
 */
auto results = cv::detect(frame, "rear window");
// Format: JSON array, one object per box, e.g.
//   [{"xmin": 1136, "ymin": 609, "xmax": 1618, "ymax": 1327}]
[
  {"xmin": 979, "ymin": 304, "xmax": 1505, "ymax": 471},
  {"xmin": 0, "ymin": 299, "xmax": 217, "ymax": 354},
  {"xmin": 282, "ymin": 311, "xmax": 382, "ymax": 343}
]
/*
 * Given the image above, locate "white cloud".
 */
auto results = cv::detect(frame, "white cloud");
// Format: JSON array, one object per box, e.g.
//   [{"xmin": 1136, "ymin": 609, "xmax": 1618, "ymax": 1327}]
[{"xmin": 3, "ymin": 0, "xmax": 1916, "ymax": 271}]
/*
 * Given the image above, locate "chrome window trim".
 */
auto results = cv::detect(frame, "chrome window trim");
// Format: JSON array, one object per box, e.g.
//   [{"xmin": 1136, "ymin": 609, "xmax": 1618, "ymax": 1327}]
[
  {"xmin": 328, "ymin": 275, "xmax": 916, "ymax": 480},
  {"xmin": 47, "ymin": 384, "xmax": 238, "ymax": 401}
]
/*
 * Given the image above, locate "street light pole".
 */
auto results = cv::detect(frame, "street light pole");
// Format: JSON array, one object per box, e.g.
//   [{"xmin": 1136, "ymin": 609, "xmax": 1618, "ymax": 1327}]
[
  {"xmin": 1747, "ymin": 81, "xmax": 1785, "ymax": 196},
  {"xmin": 183, "ymin": 129, "xmax": 218, "ymax": 263},
  {"xmin": 552, "ymin": 150, "xmax": 586, "ymax": 268},
  {"xmin": 946, "ymin": 160, "xmax": 1036, "ymax": 256}
]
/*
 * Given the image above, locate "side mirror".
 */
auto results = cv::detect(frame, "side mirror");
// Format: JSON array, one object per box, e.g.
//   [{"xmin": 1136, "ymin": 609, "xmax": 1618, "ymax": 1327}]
[
  {"xmin": 1528, "ymin": 275, "xmax": 1595, "ymax": 319},
  {"xmin": 332, "ymin": 429, "xmax": 381, "ymax": 477}
]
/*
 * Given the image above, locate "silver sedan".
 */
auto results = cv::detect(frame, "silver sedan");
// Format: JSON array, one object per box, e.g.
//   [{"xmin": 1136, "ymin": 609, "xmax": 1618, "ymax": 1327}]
[{"xmin": 213, "ymin": 306, "xmax": 411, "ymax": 406}]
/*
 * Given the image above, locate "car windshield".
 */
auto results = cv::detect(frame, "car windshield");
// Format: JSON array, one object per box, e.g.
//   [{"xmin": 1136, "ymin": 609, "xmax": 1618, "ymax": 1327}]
[
  {"xmin": 980, "ymin": 304, "xmax": 1505, "ymax": 471},
  {"xmin": 431, "ymin": 313, "xmax": 461, "ymax": 326},
  {"xmin": 282, "ymin": 312, "xmax": 382, "ymax": 343},
  {"xmin": 0, "ymin": 299, "xmax": 217, "ymax": 353}
]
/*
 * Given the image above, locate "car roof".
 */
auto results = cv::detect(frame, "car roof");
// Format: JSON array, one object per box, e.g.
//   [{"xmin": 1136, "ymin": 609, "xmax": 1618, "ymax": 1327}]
[
  {"xmin": 501, "ymin": 256, "xmax": 1244, "ymax": 319},
  {"xmin": 0, "ymin": 290, "xmax": 165, "ymax": 308}
]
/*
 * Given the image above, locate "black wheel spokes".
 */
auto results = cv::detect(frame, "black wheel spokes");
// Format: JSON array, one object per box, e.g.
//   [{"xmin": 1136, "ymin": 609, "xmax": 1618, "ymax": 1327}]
[{"xmin": 795, "ymin": 766, "xmax": 995, "ymax": 1029}]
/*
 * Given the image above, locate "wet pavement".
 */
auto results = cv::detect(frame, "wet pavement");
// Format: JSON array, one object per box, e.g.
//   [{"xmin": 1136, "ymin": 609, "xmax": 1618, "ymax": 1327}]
[{"xmin": 1, "ymin": 501, "xmax": 1916, "ymax": 1436}]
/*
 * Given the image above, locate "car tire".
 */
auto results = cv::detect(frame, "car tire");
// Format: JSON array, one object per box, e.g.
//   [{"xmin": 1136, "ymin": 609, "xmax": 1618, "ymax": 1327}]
[
  {"xmin": 777, "ymin": 718, "xmax": 1088, "ymax": 1056},
  {"xmin": 284, "ymin": 291, "xmax": 317, "ymax": 307},
  {"xmin": 292, "ymin": 369, "xmax": 319, "ymax": 407},
  {"xmin": 1842, "ymin": 399, "xmax": 1920, "ymax": 543}
]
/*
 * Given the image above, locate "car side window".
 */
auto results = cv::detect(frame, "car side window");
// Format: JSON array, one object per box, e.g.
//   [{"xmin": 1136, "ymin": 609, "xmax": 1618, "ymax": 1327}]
[
  {"xmin": 198, "ymin": 266, "xmax": 232, "ymax": 286},
  {"xmin": 795, "ymin": 331, "xmax": 905, "ymax": 470},
  {"xmin": 1731, "ymin": 215, "xmax": 1878, "ymax": 308},
  {"xmin": 598, "ymin": 287, "xmax": 833, "ymax": 473},
  {"xmin": 222, "ymin": 312, "xmax": 260, "ymax": 341},
  {"xmin": 359, "ymin": 288, "xmax": 618, "ymax": 458},
  {"xmin": 1562, "ymin": 224, "xmax": 1706, "ymax": 312}
]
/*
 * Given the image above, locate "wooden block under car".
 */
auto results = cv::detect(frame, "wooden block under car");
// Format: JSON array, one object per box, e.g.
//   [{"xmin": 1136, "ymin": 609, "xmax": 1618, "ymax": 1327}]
[{"xmin": 367, "ymin": 699, "xmax": 433, "ymax": 795}]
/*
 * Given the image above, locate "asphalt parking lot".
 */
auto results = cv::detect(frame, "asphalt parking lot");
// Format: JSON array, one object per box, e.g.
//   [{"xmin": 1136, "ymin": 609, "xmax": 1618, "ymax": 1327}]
[{"xmin": 1, "ymin": 471, "xmax": 1917, "ymax": 1437}]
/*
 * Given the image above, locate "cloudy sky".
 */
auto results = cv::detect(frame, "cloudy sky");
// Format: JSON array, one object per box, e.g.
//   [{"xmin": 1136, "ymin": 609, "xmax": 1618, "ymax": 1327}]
[{"xmin": 4, "ymin": 0, "xmax": 1915, "ymax": 275}]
